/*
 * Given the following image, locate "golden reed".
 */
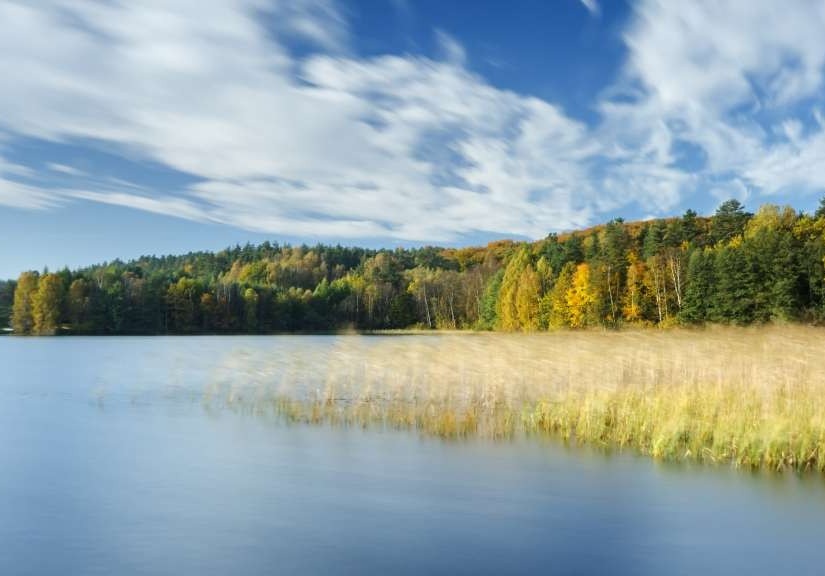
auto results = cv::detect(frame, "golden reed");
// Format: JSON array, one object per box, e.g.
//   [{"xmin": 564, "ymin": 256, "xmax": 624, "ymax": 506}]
[{"xmin": 203, "ymin": 326, "xmax": 825, "ymax": 472}]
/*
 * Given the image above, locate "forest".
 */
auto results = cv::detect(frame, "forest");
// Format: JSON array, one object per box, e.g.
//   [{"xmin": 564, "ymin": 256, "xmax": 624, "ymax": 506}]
[{"xmin": 7, "ymin": 199, "xmax": 825, "ymax": 335}]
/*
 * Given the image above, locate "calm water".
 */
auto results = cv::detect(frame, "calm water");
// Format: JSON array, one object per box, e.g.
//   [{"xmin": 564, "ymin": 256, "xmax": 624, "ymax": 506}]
[{"xmin": 2, "ymin": 336, "xmax": 825, "ymax": 576}]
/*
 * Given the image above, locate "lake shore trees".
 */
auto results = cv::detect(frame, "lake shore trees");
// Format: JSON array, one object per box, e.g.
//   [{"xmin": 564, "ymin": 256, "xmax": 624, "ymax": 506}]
[{"xmin": 8, "ymin": 199, "xmax": 825, "ymax": 334}]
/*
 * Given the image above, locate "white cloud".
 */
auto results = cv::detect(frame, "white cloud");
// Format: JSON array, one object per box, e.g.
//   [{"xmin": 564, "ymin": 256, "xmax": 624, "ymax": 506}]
[
  {"xmin": 624, "ymin": 1, "xmax": 825, "ymax": 111},
  {"xmin": 0, "ymin": 156, "xmax": 34, "ymax": 179},
  {"xmin": 579, "ymin": 0, "xmax": 600, "ymax": 17},
  {"xmin": 0, "ymin": 182, "xmax": 57, "ymax": 210},
  {"xmin": 65, "ymin": 189, "xmax": 213, "ymax": 223},
  {"xmin": 0, "ymin": 152, "xmax": 54, "ymax": 209},
  {"xmin": 0, "ymin": 0, "xmax": 603, "ymax": 240},
  {"xmin": 602, "ymin": 0, "xmax": 825, "ymax": 206},
  {"xmin": 1, "ymin": 0, "xmax": 825, "ymax": 242},
  {"xmin": 47, "ymin": 163, "xmax": 86, "ymax": 177},
  {"xmin": 434, "ymin": 29, "xmax": 466, "ymax": 66}
]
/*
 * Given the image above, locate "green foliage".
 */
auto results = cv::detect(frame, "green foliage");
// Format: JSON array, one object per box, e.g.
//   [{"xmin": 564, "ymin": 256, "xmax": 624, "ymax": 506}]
[
  {"xmin": 478, "ymin": 269, "xmax": 503, "ymax": 330},
  {"xmin": 642, "ymin": 220, "xmax": 666, "ymax": 260},
  {"xmin": 9, "ymin": 200, "xmax": 825, "ymax": 335},
  {"xmin": 711, "ymin": 198, "xmax": 751, "ymax": 245},
  {"xmin": 388, "ymin": 292, "xmax": 417, "ymax": 328},
  {"xmin": 680, "ymin": 249, "xmax": 714, "ymax": 323},
  {"xmin": 681, "ymin": 209, "xmax": 702, "ymax": 246},
  {"xmin": 710, "ymin": 241, "xmax": 756, "ymax": 324},
  {"xmin": 243, "ymin": 287, "xmax": 259, "ymax": 332},
  {"xmin": 167, "ymin": 278, "xmax": 202, "ymax": 333},
  {"xmin": 0, "ymin": 280, "xmax": 15, "ymax": 329},
  {"xmin": 815, "ymin": 195, "xmax": 825, "ymax": 219}
]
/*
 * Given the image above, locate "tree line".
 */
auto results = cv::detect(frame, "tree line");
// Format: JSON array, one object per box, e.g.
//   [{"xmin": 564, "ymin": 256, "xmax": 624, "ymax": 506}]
[{"xmin": 8, "ymin": 199, "xmax": 825, "ymax": 335}]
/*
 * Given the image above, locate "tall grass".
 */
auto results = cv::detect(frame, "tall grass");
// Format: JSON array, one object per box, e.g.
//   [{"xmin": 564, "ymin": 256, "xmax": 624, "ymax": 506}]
[{"xmin": 203, "ymin": 326, "xmax": 825, "ymax": 472}]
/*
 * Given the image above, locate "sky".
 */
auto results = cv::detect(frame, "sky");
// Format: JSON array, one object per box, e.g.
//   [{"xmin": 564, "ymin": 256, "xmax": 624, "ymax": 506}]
[{"xmin": 2, "ymin": 0, "xmax": 825, "ymax": 279}]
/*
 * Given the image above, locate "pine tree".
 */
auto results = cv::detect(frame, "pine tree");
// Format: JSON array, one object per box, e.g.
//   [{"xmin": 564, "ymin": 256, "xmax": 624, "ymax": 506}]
[
  {"xmin": 710, "ymin": 241, "xmax": 755, "ymax": 324},
  {"xmin": 477, "ymin": 270, "xmax": 503, "ymax": 330},
  {"xmin": 815, "ymin": 195, "xmax": 825, "ymax": 219},
  {"xmin": 681, "ymin": 209, "xmax": 702, "ymax": 246},
  {"xmin": 711, "ymin": 199, "xmax": 751, "ymax": 245},
  {"xmin": 680, "ymin": 249, "xmax": 713, "ymax": 323},
  {"xmin": 642, "ymin": 220, "xmax": 666, "ymax": 260}
]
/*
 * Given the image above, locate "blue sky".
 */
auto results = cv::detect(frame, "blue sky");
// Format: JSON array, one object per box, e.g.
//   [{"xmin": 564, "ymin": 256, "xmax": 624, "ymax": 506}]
[{"xmin": 2, "ymin": 0, "xmax": 825, "ymax": 279}]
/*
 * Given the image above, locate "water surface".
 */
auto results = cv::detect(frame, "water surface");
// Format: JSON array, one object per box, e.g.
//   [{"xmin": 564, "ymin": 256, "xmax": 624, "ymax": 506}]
[{"xmin": 2, "ymin": 336, "xmax": 824, "ymax": 575}]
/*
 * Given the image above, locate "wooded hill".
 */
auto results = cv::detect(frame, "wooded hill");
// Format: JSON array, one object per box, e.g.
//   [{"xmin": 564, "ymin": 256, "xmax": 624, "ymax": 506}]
[{"xmin": 7, "ymin": 199, "xmax": 825, "ymax": 335}]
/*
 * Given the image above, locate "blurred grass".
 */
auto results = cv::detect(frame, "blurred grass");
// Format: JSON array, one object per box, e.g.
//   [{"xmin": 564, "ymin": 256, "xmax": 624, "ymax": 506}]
[{"xmin": 203, "ymin": 326, "xmax": 825, "ymax": 472}]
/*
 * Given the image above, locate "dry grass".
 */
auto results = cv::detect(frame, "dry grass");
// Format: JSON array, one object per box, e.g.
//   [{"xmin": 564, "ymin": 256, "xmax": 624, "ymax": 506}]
[{"xmin": 203, "ymin": 326, "xmax": 825, "ymax": 472}]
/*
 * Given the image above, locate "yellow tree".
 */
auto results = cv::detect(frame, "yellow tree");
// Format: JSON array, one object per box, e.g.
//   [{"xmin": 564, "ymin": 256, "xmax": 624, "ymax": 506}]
[
  {"xmin": 566, "ymin": 263, "xmax": 596, "ymax": 328},
  {"xmin": 515, "ymin": 265, "xmax": 541, "ymax": 331},
  {"xmin": 12, "ymin": 271, "xmax": 39, "ymax": 334},
  {"xmin": 622, "ymin": 253, "xmax": 647, "ymax": 324},
  {"xmin": 32, "ymin": 273, "xmax": 64, "ymax": 335},
  {"xmin": 497, "ymin": 245, "xmax": 530, "ymax": 330},
  {"xmin": 546, "ymin": 262, "xmax": 575, "ymax": 328},
  {"xmin": 535, "ymin": 256, "xmax": 553, "ymax": 294},
  {"xmin": 497, "ymin": 245, "xmax": 545, "ymax": 331}
]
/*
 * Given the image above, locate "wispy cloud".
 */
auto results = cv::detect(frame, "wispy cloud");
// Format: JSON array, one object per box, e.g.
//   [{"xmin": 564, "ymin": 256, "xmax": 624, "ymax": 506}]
[
  {"xmin": 66, "ymin": 189, "xmax": 213, "ymax": 223},
  {"xmin": 0, "ymin": 0, "xmax": 824, "ymax": 240},
  {"xmin": 0, "ymin": 174, "xmax": 60, "ymax": 211},
  {"xmin": 434, "ymin": 29, "xmax": 466, "ymax": 66},
  {"xmin": 579, "ymin": 0, "xmax": 601, "ymax": 17},
  {"xmin": 47, "ymin": 163, "xmax": 86, "ymax": 177}
]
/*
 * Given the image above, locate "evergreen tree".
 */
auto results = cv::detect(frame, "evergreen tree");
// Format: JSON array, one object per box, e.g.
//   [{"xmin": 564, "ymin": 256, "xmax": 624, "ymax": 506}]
[
  {"xmin": 710, "ymin": 241, "xmax": 756, "ymax": 324},
  {"xmin": 541, "ymin": 234, "xmax": 567, "ymax": 273},
  {"xmin": 478, "ymin": 269, "xmax": 503, "ymax": 330},
  {"xmin": 743, "ymin": 205, "xmax": 800, "ymax": 321},
  {"xmin": 0, "ymin": 280, "xmax": 15, "ymax": 329},
  {"xmin": 681, "ymin": 209, "xmax": 702, "ymax": 246},
  {"xmin": 680, "ymin": 249, "xmax": 714, "ymax": 323},
  {"xmin": 711, "ymin": 199, "xmax": 751, "ymax": 245},
  {"xmin": 583, "ymin": 232, "xmax": 601, "ymax": 262},
  {"xmin": 67, "ymin": 278, "xmax": 90, "ymax": 332},
  {"xmin": 815, "ymin": 195, "xmax": 825, "ymax": 219},
  {"xmin": 562, "ymin": 234, "xmax": 584, "ymax": 264},
  {"xmin": 388, "ymin": 292, "xmax": 416, "ymax": 328},
  {"xmin": 642, "ymin": 220, "xmax": 666, "ymax": 259}
]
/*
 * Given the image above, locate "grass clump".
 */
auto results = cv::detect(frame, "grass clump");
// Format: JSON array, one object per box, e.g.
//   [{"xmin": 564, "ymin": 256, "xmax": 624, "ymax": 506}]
[{"xmin": 204, "ymin": 326, "xmax": 825, "ymax": 473}]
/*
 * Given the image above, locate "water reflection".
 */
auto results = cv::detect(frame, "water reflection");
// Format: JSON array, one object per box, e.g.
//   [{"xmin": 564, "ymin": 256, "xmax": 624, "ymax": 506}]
[{"xmin": 2, "ymin": 336, "xmax": 825, "ymax": 575}]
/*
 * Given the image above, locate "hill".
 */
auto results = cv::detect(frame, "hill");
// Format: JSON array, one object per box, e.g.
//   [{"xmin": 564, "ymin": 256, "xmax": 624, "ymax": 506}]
[{"xmin": 7, "ymin": 200, "xmax": 825, "ymax": 334}]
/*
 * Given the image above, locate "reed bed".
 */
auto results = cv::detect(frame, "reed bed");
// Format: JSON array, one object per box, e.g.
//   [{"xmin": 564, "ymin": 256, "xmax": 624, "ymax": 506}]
[{"xmin": 202, "ymin": 326, "xmax": 825, "ymax": 472}]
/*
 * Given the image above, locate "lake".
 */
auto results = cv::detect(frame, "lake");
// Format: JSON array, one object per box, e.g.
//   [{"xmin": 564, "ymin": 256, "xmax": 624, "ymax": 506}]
[{"xmin": 2, "ymin": 336, "xmax": 825, "ymax": 575}]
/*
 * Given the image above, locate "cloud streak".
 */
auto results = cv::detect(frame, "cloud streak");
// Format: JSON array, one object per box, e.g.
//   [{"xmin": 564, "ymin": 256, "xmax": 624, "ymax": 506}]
[
  {"xmin": 579, "ymin": 0, "xmax": 600, "ymax": 17},
  {"xmin": 0, "ymin": 0, "xmax": 824, "ymax": 242}
]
